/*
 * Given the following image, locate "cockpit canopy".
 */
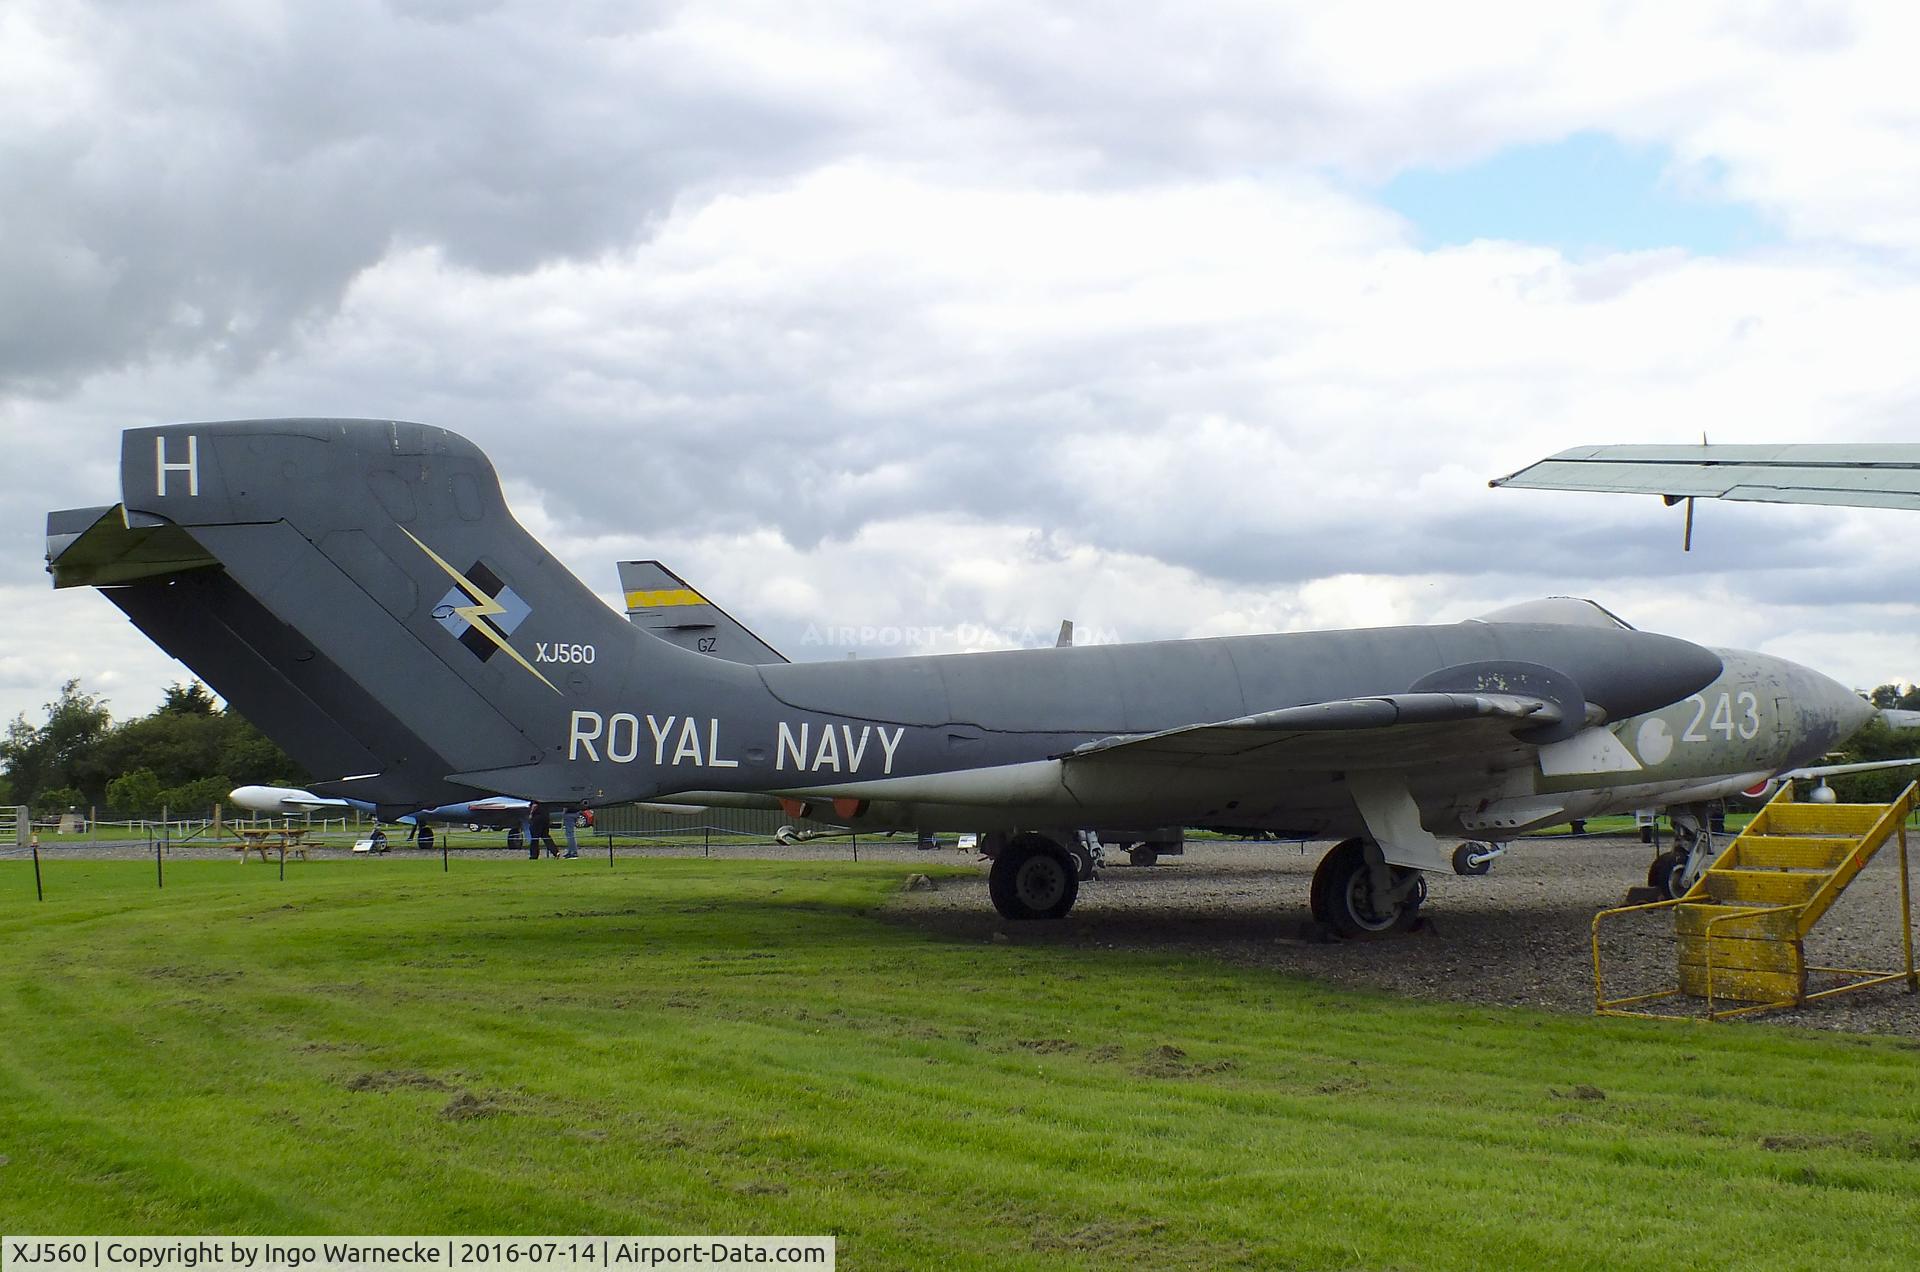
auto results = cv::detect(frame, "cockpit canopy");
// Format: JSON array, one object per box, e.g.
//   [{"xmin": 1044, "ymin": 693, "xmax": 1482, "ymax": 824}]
[{"xmin": 1468, "ymin": 596, "xmax": 1637, "ymax": 630}]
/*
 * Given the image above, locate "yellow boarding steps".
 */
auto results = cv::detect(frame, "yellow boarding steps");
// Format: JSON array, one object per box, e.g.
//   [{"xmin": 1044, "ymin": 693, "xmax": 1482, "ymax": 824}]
[{"xmin": 1594, "ymin": 780, "xmax": 1918, "ymax": 1020}]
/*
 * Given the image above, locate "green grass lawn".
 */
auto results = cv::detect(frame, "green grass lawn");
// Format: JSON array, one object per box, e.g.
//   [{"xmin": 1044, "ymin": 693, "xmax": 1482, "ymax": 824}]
[{"xmin": 2, "ymin": 859, "xmax": 1917, "ymax": 1270}]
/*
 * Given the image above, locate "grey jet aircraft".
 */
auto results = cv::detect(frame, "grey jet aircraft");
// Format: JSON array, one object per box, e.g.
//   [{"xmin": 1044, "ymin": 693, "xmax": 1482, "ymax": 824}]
[{"xmin": 46, "ymin": 420, "xmax": 1877, "ymax": 935}]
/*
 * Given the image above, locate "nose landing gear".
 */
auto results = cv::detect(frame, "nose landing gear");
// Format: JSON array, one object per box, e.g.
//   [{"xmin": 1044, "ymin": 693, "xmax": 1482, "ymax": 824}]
[
  {"xmin": 1648, "ymin": 804, "xmax": 1721, "ymax": 899},
  {"xmin": 1451, "ymin": 841, "xmax": 1504, "ymax": 876}
]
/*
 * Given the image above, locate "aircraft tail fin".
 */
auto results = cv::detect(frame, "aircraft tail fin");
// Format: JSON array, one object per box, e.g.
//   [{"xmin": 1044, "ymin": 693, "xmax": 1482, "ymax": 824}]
[
  {"xmin": 49, "ymin": 420, "xmax": 755, "ymax": 807},
  {"xmin": 618, "ymin": 560, "xmax": 789, "ymax": 664}
]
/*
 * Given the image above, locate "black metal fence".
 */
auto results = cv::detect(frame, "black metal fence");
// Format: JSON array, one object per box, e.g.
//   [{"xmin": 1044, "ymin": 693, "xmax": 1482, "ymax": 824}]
[{"xmin": 592, "ymin": 803, "xmax": 837, "ymax": 840}]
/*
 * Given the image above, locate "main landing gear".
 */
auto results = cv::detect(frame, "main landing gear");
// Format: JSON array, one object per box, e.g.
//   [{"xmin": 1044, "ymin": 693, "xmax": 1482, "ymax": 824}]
[
  {"xmin": 987, "ymin": 833, "xmax": 1080, "ymax": 920},
  {"xmin": 1309, "ymin": 838, "xmax": 1427, "ymax": 938}
]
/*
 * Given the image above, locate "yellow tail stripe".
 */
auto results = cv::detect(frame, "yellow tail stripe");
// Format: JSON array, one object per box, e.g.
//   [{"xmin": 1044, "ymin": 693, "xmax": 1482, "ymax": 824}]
[{"xmin": 626, "ymin": 588, "xmax": 707, "ymax": 609}]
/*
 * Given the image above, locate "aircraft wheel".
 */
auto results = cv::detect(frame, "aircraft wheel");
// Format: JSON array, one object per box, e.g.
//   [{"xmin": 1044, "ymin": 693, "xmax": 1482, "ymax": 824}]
[
  {"xmin": 1129, "ymin": 846, "xmax": 1159, "ymax": 867},
  {"xmin": 1312, "ymin": 838, "xmax": 1422, "ymax": 938},
  {"xmin": 1308, "ymin": 843, "xmax": 1336, "ymax": 924},
  {"xmin": 1308, "ymin": 837, "xmax": 1360, "ymax": 924},
  {"xmin": 1452, "ymin": 843, "xmax": 1492, "ymax": 876},
  {"xmin": 1068, "ymin": 841, "xmax": 1098, "ymax": 881},
  {"xmin": 1648, "ymin": 850, "xmax": 1686, "ymax": 899},
  {"xmin": 988, "ymin": 838, "xmax": 1079, "ymax": 920}
]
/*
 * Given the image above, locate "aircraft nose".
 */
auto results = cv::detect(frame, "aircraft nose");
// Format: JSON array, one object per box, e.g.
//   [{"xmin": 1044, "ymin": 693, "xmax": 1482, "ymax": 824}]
[
  {"xmin": 1785, "ymin": 663, "xmax": 1875, "ymax": 768},
  {"xmin": 1833, "ymin": 680, "xmax": 1877, "ymax": 736}
]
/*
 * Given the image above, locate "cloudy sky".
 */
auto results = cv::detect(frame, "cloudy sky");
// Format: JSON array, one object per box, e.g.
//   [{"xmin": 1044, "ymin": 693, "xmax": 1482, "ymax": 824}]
[{"xmin": 6, "ymin": 0, "xmax": 1920, "ymax": 731}]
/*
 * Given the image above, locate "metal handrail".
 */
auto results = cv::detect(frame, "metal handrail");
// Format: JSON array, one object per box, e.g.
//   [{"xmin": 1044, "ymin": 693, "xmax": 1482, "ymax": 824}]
[
  {"xmin": 1795, "ymin": 781, "xmax": 1917, "ymax": 930},
  {"xmin": 1591, "ymin": 896, "xmax": 1686, "ymax": 1014}
]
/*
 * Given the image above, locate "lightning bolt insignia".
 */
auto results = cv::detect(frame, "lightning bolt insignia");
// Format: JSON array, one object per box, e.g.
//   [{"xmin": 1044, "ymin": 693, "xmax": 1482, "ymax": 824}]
[{"xmin": 401, "ymin": 527, "xmax": 562, "ymax": 694}]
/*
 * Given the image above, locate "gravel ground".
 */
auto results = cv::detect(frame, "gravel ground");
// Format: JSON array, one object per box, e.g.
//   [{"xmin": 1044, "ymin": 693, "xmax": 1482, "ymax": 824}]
[
  {"xmin": 885, "ymin": 835, "xmax": 1920, "ymax": 1037},
  {"xmin": 14, "ymin": 832, "xmax": 1917, "ymax": 1034}
]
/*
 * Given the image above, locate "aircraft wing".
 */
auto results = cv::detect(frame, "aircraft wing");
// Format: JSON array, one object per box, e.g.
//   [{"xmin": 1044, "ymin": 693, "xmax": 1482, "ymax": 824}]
[
  {"xmin": 1490, "ymin": 444, "xmax": 1920, "ymax": 511},
  {"xmin": 1783, "ymin": 757, "xmax": 1920, "ymax": 781},
  {"xmin": 1061, "ymin": 691, "xmax": 1559, "ymax": 772}
]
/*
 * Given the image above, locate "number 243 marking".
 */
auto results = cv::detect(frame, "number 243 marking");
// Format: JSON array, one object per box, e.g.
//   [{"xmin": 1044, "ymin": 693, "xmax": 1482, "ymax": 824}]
[{"xmin": 1683, "ymin": 690, "xmax": 1760, "ymax": 742}]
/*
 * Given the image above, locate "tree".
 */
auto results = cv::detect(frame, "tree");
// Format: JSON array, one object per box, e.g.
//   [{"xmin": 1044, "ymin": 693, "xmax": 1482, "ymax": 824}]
[
  {"xmin": 1828, "ymin": 716, "xmax": 1920, "ymax": 803},
  {"xmin": 34, "ymin": 785, "xmax": 85, "ymax": 816},
  {"xmin": 0, "ymin": 680, "xmax": 112, "ymax": 811},
  {"xmin": 213, "ymin": 717, "xmax": 306, "ymax": 788},
  {"xmin": 159, "ymin": 682, "xmax": 218, "ymax": 715},
  {"xmin": 0, "ymin": 677, "xmax": 306, "ymax": 811},
  {"xmin": 159, "ymin": 775, "xmax": 232, "ymax": 814},
  {"xmin": 1864, "ymin": 682, "xmax": 1920, "ymax": 712},
  {"xmin": 84, "ymin": 710, "xmax": 225, "ymax": 795},
  {"xmin": 106, "ymin": 769, "xmax": 165, "ymax": 816}
]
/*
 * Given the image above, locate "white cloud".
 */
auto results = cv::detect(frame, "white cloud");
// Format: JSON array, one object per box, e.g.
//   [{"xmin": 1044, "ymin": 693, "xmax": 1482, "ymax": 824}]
[{"xmin": 8, "ymin": 0, "xmax": 1920, "ymax": 738}]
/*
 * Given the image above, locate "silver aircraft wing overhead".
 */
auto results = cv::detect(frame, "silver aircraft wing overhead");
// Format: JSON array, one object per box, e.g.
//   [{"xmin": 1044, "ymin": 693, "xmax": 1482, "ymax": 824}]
[
  {"xmin": 618, "ymin": 560, "xmax": 789, "ymax": 665},
  {"xmin": 1061, "ymin": 691, "xmax": 1560, "ymax": 772},
  {"xmin": 1490, "ymin": 444, "xmax": 1920, "ymax": 511}
]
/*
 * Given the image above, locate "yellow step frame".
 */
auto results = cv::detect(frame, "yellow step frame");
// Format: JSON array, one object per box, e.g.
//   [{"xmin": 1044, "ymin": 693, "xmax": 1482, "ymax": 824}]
[{"xmin": 1592, "ymin": 780, "xmax": 1919, "ymax": 1021}]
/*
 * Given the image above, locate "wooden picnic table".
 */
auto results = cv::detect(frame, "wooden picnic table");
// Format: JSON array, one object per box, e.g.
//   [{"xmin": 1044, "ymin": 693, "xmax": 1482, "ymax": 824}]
[{"xmin": 231, "ymin": 826, "xmax": 318, "ymax": 862}]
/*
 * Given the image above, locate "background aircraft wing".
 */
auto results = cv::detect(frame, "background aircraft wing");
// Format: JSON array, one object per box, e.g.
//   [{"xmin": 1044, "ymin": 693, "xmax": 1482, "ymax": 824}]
[
  {"xmin": 1060, "ymin": 691, "xmax": 1560, "ymax": 772},
  {"xmin": 1783, "ymin": 757, "xmax": 1920, "ymax": 781},
  {"xmin": 1490, "ymin": 444, "xmax": 1920, "ymax": 511}
]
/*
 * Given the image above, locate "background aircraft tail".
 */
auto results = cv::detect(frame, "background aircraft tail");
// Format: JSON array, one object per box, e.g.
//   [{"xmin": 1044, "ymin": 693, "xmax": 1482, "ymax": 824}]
[
  {"xmin": 49, "ymin": 420, "xmax": 758, "ymax": 809},
  {"xmin": 619, "ymin": 560, "xmax": 788, "ymax": 664}
]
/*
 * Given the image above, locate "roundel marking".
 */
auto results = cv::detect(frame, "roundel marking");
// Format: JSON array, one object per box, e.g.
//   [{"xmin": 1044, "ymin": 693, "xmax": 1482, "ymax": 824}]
[{"xmin": 1636, "ymin": 717, "xmax": 1674, "ymax": 766}]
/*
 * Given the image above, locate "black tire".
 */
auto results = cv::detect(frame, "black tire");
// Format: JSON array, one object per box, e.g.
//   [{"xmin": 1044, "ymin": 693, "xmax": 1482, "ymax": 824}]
[
  {"xmin": 1452, "ymin": 843, "xmax": 1491, "ymax": 877},
  {"xmin": 1128, "ymin": 846, "xmax": 1159, "ymax": 867},
  {"xmin": 1068, "ymin": 843, "xmax": 1098, "ymax": 881},
  {"xmin": 1308, "ymin": 837, "xmax": 1362, "ymax": 924},
  {"xmin": 1647, "ymin": 849, "xmax": 1686, "ymax": 899},
  {"xmin": 1312, "ymin": 838, "xmax": 1422, "ymax": 938},
  {"xmin": 988, "ymin": 840, "xmax": 1079, "ymax": 920}
]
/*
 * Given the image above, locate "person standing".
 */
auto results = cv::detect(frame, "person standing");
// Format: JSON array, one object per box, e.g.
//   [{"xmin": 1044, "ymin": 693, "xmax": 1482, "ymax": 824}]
[
  {"xmin": 562, "ymin": 807, "xmax": 582, "ymax": 858},
  {"xmin": 530, "ymin": 802, "xmax": 559, "ymax": 858}
]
